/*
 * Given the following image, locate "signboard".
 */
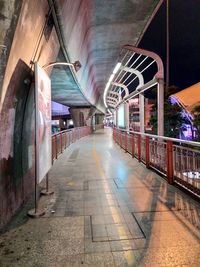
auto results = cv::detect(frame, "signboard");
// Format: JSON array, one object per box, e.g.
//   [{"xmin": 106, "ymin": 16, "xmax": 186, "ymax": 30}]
[
  {"xmin": 113, "ymin": 111, "xmax": 117, "ymax": 126},
  {"xmin": 35, "ymin": 63, "xmax": 52, "ymax": 183},
  {"xmin": 118, "ymin": 104, "xmax": 125, "ymax": 128}
]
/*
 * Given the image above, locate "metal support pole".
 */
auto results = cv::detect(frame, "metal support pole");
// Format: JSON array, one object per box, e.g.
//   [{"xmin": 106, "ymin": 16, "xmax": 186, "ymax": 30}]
[
  {"xmin": 139, "ymin": 93, "xmax": 145, "ymax": 133},
  {"xmin": 157, "ymin": 79, "xmax": 164, "ymax": 136},
  {"xmin": 41, "ymin": 172, "xmax": 54, "ymax": 196},
  {"xmin": 28, "ymin": 78, "xmax": 45, "ymax": 218},
  {"xmin": 166, "ymin": 0, "xmax": 170, "ymax": 91}
]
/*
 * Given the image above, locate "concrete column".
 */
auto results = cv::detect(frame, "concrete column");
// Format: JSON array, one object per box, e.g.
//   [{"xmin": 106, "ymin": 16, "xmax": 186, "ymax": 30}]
[
  {"xmin": 125, "ymin": 102, "xmax": 129, "ymax": 130},
  {"xmin": 116, "ymin": 108, "xmax": 118, "ymax": 129},
  {"xmin": 95, "ymin": 114, "xmax": 104, "ymax": 124},
  {"xmin": 157, "ymin": 79, "xmax": 164, "ymax": 136},
  {"xmin": 69, "ymin": 107, "xmax": 91, "ymax": 127},
  {"xmin": 139, "ymin": 93, "xmax": 145, "ymax": 133}
]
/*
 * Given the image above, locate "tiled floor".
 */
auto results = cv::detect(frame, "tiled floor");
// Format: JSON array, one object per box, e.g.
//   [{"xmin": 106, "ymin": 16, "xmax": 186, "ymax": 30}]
[{"xmin": 0, "ymin": 128, "xmax": 200, "ymax": 266}]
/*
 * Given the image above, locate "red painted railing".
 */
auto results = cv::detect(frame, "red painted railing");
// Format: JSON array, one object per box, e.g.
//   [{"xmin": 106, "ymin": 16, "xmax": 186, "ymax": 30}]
[
  {"xmin": 52, "ymin": 126, "xmax": 92, "ymax": 162},
  {"xmin": 113, "ymin": 128, "xmax": 200, "ymax": 198}
]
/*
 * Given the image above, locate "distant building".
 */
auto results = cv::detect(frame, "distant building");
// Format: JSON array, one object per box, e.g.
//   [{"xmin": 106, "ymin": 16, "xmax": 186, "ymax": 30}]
[{"xmin": 170, "ymin": 82, "xmax": 200, "ymax": 139}]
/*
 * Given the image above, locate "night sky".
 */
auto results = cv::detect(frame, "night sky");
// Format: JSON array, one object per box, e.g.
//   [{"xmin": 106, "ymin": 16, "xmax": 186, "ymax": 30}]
[{"xmin": 138, "ymin": 0, "xmax": 200, "ymax": 90}]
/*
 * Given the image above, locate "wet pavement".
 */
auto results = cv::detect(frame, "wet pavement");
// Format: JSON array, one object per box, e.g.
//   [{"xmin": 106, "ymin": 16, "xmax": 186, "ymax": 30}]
[{"xmin": 0, "ymin": 128, "xmax": 200, "ymax": 266}]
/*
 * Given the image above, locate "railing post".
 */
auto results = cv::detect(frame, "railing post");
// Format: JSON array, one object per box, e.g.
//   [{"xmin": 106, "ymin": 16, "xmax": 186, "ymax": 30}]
[
  {"xmin": 132, "ymin": 134, "xmax": 135, "ymax": 158},
  {"xmin": 60, "ymin": 133, "xmax": 62, "ymax": 153},
  {"xmin": 167, "ymin": 140, "xmax": 174, "ymax": 184},
  {"xmin": 145, "ymin": 136, "xmax": 150, "ymax": 168},
  {"xmin": 65, "ymin": 131, "xmax": 67, "ymax": 149},
  {"xmin": 55, "ymin": 135, "xmax": 58, "ymax": 159},
  {"xmin": 125, "ymin": 132, "xmax": 128, "ymax": 152},
  {"xmin": 52, "ymin": 137, "xmax": 54, "ymax": 164},
  {"xmin": 138, "ymin": 134, "xmax": 141, "ymax": 162},
  {"xmin": 67, "ymin": 132, "xmax": 69, "ymax": 147}
]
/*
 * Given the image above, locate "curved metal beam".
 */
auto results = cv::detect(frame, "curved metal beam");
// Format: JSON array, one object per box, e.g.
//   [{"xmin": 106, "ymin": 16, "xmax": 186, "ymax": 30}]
[
  {"xmin": 122, "ymin": 45, "xmax": 164, "ymax": 79},
  {"xmin": 120, "ymin": 66, "xmax": 144, "ymax": 88},
  {"xmin": 112, "ymin": 82, "xmax": 129, "ymax": 96}
]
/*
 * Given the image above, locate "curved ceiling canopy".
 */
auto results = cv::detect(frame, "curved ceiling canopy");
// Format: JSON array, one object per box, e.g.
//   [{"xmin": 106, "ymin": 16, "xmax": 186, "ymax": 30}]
[
  {"xmin": 50, "ymin": 0, "xmax": 161, "ymax": 112},
  {"xmin": 104, "ymin": 45, "xmax": 164, "ymax": 111}
]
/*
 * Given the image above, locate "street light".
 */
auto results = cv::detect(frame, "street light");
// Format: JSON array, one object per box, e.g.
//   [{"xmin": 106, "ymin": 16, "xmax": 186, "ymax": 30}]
[
  {"xmin": 28, "ymin": 59, "xmax": 82, "ymax": 218},
  {"xmin": 42, "ymin": 60, "xmax": 82, "ymax": 72}
]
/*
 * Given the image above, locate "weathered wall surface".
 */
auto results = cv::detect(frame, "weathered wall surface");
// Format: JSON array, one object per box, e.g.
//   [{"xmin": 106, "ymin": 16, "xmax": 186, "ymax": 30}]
[
  {"xmin": 0, "ymin": 0, "xmax": 60, "ymax": 228},
  {"xmin": 0, "ymin": 0, "xmax": 23, "ymax": 108}
]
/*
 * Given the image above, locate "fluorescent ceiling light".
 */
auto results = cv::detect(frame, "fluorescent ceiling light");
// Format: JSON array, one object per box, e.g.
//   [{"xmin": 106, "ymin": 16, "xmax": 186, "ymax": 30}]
[
  {"xmin": 103, "ymin": 63, "xmax": 121, "ymax": 109},
  {"xmin": 113, "ymin": 62, "xmax": 121, "ymax": 74},
  {"xmin": 109, "ymin": 73, "xmax": 115, "ymax": 83}
]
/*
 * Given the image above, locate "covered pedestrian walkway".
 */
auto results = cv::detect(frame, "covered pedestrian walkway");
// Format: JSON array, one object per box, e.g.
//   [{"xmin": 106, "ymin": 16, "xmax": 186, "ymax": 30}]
[{"xmin": 0, "ymin": 128, "xmax": 199, "ymax": 266}]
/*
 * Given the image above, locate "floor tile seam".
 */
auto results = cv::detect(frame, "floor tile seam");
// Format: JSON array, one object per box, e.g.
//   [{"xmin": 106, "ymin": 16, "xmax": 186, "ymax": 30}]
[
  {"xmin": 91, "ymin": 217, "xmax": 139, "ymax": 242},
  {"xmin": 92, "ymin": 236, "xmax": 146, "ymax": 242}
]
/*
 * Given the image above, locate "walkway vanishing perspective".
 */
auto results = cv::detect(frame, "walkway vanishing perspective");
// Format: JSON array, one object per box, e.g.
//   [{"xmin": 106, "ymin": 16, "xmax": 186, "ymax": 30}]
[{"xmin": 0, "ymin": 129, "xmax": 200, "ymax": 267}]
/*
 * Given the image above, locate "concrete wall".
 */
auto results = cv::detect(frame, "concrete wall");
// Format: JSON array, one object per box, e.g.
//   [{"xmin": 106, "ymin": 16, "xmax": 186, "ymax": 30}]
[
  {"xmin": 0, "ymin": 0, "xmax": 60, "ymax": 229},
  {"xmin": 69, "ymin": 107, "xmax": 92, "ymax": 127},
  {"xmin": 55, "ymin": 0, "xmax": 101, "ymax": 109},
  {"xmin": 0, "ymin": 0, "xmax": 23, "ymax": 108}
]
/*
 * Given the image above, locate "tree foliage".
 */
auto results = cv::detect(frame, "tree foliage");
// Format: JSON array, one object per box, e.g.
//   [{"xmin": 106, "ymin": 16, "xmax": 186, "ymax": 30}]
[
  {"xmin": 149, "ymin": 99, "xmax": 189, "ymax": 137},
  {"xmin": 192, "ymin": 105, "xmax": 200, "ymax": 141}
]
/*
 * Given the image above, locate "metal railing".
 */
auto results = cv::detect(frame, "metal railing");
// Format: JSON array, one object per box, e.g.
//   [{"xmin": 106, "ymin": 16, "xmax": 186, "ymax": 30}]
[
  {"xmin": 52, "ymin": 126, "xmax": 92, "ymax": 162},
  {"xmin": 113, "ymin": 128, "xmax": 200, "ymax": 198},
  {"xmin": 52, "ymin": 124, "xmax": 104, "ymax": 162}
]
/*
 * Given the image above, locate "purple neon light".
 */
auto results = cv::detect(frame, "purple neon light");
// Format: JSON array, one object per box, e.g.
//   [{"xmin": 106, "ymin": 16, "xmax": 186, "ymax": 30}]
[{"xmin": 51, "ymin": 101, "xmax": 70, "ymax": 116}]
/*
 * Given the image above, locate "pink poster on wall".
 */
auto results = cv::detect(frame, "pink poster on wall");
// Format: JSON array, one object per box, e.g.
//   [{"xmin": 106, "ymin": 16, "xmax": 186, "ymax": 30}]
[{"xmin": 35, "ymin": 63, "xmax": 52, "ymax": 183}]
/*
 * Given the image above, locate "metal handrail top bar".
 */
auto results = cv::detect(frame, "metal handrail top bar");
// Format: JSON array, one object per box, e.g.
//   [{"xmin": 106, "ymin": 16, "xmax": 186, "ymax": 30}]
[
  {"xmin": 115, "ymin": 78, "xmax": 158, "ymax": 108},
  {"xmin": 116, "ymin": 128, "xmax": 200, "ymax": 147},
  {"xmin": 52, "ymin": 126, "xmax": 89, "ymax": 137}
]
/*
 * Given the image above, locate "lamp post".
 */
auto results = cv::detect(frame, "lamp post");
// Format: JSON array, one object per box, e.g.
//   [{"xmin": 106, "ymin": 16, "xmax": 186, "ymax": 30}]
[
  {"xmin": 42, "ymin": 60, "xmax": 81, "ymax": 72},
  {"xmin": 28, "ymin": 60, "xmax": 81, "ymax": 218},
  {"xmin": 41, "ymin": 60, "xmax": 81, "ymax": 197}
]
